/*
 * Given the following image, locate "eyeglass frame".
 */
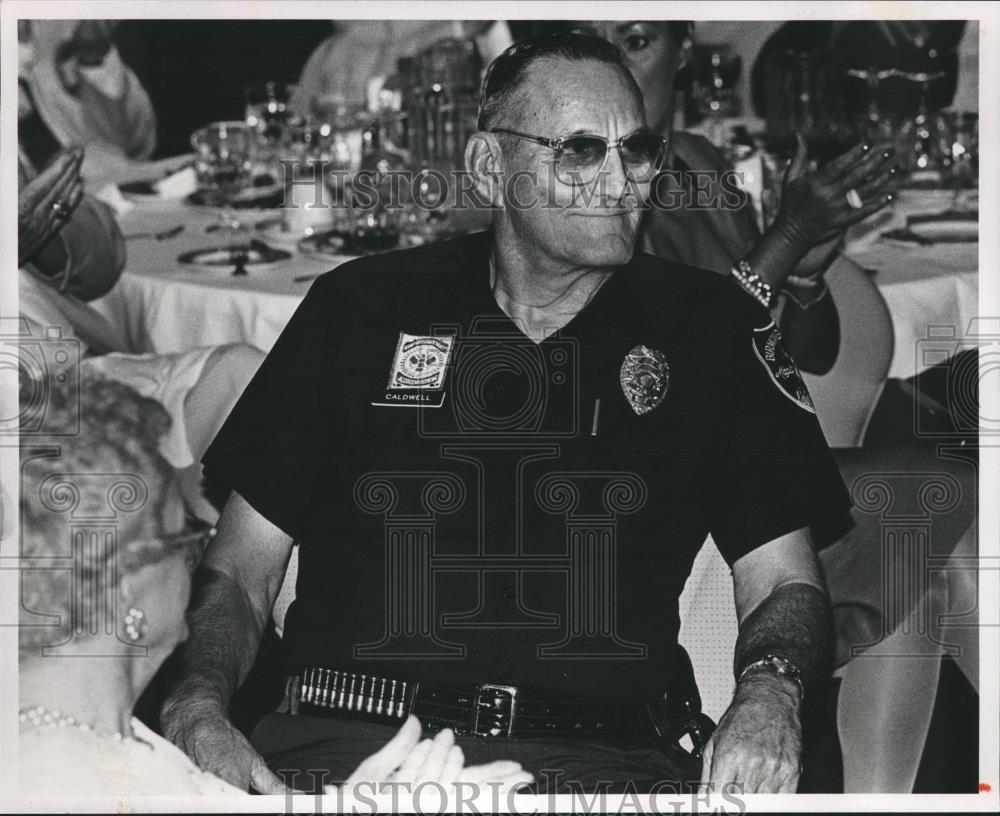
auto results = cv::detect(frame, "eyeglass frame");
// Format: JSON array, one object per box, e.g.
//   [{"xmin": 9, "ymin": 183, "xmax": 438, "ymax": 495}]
[
  {"xmin": 486, "ymin": 127, "xmax": 668, "ymax": 184},
  {"xmin": 128, "ymin": 517, "xmax": 216, "ymax": 570}
]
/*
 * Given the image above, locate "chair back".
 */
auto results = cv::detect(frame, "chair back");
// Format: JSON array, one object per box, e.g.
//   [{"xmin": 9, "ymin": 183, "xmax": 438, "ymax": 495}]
[
  {"xmin": 677, "ymin": 537, "xmax": 738, "ymax": 722},
  {"xmin": 801, "ymin": 255, "xmax": 895, "ymax": 448}
]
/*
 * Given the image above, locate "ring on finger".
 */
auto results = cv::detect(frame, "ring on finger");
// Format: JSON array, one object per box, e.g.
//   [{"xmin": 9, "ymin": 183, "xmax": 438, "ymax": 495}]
[
  {"xmin": 51, "ymin": 200, "xmax": 72, "ymax": 219},
  {"xmin": 845, "ymin": 189, "xmax": 864, "ymax": 210}
]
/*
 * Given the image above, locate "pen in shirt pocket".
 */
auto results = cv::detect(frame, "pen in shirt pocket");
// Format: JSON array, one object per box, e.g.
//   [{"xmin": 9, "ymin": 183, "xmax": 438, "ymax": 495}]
[{"xmin": 590, "ymin": 397, "xmax": 602, "ymax": 437}]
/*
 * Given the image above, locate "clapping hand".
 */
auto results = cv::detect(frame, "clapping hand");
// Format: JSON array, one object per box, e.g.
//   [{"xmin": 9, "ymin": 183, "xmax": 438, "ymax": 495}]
[
  {"xmin": 772, "ymin": 133, "xmax": 902, "ymax": 257},
  {"xmin": 18, "ymin": 148, "xmax": 84, "ymax": 266},
  {"xmin": 333, "ymin": 716, "xmax": 533, "ymax": 796}
]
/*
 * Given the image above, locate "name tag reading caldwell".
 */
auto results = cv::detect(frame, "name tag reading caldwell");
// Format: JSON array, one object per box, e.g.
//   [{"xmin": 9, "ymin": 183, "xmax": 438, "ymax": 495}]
[{"xmin": 371, "ymin": 332, "xmax": 454, "ymax": 408}]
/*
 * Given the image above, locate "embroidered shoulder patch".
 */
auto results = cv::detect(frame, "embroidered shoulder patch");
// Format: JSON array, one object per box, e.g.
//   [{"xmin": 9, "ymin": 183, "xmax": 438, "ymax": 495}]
[{"xmin": 751, "ymin": 322, "xmax": 815, "ymax": 413}]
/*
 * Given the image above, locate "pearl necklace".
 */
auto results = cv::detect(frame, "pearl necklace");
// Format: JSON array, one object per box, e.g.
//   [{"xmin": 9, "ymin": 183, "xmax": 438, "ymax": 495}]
[{"xmin": 18, "ymin": 705, "xmax": 147, "ymax": 746}]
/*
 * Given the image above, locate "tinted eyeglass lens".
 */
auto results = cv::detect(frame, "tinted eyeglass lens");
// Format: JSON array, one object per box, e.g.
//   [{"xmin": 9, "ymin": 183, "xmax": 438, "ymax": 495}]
[
  {"xmin": 620, "ymin": 133, "xmax": 665, "ymax": 181},
  {"xmin": 555, "ymin": 134, "xmax": 665, "ymax": 184},
  {"xmin": 556, "ymin": 136, "xmax": 610, "ymax": 183}
]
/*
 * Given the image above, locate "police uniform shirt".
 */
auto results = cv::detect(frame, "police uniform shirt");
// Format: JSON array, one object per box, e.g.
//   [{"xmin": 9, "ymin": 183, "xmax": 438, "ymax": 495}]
[{"xmin": 204, "ymin": 230, "xmax": 851, "ymax": 704}]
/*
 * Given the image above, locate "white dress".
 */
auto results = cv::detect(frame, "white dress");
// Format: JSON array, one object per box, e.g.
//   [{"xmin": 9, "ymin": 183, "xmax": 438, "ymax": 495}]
[{"xmin": 18, "ymin": 717, "xmax": 245, "ymax": 797}]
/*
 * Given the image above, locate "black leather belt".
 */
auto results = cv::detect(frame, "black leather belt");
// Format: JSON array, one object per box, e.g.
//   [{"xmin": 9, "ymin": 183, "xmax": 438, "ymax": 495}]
[{"xmin": 285, "ymin": 667, "xmax": 715, "ymax": 754}]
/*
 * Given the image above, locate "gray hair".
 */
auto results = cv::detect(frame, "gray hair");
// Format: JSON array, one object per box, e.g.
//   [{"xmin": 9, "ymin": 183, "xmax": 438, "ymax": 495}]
[
  {"xmin": 19, "ymin": 375, "xmax": 178, "ymax": 653},
  {"xmin": 478, "ymin": 31, "xmax": 640, "ymax": 131}
]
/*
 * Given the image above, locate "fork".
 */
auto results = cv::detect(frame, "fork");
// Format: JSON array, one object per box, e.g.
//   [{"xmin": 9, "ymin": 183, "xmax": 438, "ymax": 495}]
[{"xmin": 125, "ymin": 225, "xmax": 186, "ymax": 241}]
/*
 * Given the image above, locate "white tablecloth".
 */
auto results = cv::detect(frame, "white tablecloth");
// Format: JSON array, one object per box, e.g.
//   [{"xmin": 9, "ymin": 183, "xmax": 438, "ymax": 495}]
[
  {"xmin": 93, "ymin": 201, "xmax": 348, "ymax": 354},
  {"xmin": 844, "ymin": 190, "xmax": 978, "ymax": 380},
  {"xmin": 96, "ymin": 189, "xmax": 978, "ymax": 384}
]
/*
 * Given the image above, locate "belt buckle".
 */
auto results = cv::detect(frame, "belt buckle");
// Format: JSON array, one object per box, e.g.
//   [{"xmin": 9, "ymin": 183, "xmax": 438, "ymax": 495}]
[{"xmin": 472, "ymin": 683, "xmax": 518, "ymax": 737}]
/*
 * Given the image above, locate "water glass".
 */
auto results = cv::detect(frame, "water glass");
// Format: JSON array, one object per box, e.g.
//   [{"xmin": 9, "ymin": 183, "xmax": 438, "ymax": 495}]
[
  {"xmin": 190, "ymin": 121, "xmax": 253, "ymax": 206},
  {"xmin": 245, "ymin": 82, "xmax": 298, "ymax": 163}
]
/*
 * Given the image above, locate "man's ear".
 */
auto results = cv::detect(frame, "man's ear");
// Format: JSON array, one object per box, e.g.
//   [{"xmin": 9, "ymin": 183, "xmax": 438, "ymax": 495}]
[{"xmin": 464, "ymin": 132, "xmax": 504, "ymax": 208}]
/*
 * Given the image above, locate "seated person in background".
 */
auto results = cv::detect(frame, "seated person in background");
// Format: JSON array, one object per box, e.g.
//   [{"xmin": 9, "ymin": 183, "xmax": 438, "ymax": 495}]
[
  {"xmin": 750, "ymin": 21, "xmax": 969, "ymax": 125},
  {"xmin": 17, "ymin": 146, "xmax": 263, "ymax": 522},
  {"xmin": 296, "ymin": 19, "xmax": 513, "ymax": 113},
  {"xmin": 18, "ymin": 377, "xmax": 530, "ymax": 798},
  {"xmin": 578, "ymin": 20, "xmax": 903, "ymax": 375},
  {"xmin": 18, "ymin": 19, "xmax": 156, "ymax": 180}
]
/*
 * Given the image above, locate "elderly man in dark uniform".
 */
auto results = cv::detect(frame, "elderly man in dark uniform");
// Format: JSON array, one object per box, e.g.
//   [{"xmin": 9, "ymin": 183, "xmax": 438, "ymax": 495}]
[{"xmin": 162, "ymin": 33, "xmax": 849, "ymax": 795}]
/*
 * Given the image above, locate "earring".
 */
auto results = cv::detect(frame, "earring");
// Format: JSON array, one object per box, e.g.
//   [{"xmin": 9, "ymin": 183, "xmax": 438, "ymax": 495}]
[{"xmin": 124, "ymin": 607, "xmax": 147, "ymax": 642}]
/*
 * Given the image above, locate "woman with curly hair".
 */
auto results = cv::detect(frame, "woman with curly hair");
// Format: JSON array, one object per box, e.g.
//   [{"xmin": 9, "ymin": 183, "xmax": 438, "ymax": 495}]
[
  {"xmin": 18, "ymin": 376, "xmax": 238, "ymax": 796},
  {"xmin": 17, "ymin": 377, "xmax": 530, "ymax": 798}
]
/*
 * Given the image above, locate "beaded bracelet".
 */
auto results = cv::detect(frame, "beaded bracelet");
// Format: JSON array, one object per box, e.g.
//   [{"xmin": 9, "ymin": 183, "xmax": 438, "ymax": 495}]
[{"xmin": 731, "ymin": 259, "xmax": 774, "ymax": 309}]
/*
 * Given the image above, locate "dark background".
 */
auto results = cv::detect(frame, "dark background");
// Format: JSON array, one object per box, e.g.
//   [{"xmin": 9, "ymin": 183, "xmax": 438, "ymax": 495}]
[{"xmin": 113, "ymin": 20, "xmax": 333, "ymax": 157}]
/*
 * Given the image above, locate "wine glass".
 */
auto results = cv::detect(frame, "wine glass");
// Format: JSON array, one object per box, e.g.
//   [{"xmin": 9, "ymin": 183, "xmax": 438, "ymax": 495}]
[
  {"xmin": 846, "ymin": 67, "xmax": 900, "ymax": 142},
  {"xmin": 190, "ymin": 121, "xmax": 254, "ymax": 232},
  {"xmin": 897, "ymin": 70, "xmax": 946, "ymax": 172},
  {"xmin": 245, "ymin": 82, "xmax": 298, "ymax": 181},
  {"xmin": 692, "ymin": 44, "xmax": 742, "ymax": 145}
]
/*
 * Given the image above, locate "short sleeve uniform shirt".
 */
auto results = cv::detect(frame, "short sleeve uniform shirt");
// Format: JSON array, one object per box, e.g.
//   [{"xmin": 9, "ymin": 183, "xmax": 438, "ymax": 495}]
[{"xmin": 204, "ymin": 230, "xmax": 850, "ymax": 704}]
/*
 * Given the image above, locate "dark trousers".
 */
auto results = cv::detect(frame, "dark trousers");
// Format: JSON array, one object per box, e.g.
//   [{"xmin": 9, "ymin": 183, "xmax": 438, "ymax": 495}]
[{"xmin": 251, "ymin": 713, "xmax": 699, "ymax": 794}]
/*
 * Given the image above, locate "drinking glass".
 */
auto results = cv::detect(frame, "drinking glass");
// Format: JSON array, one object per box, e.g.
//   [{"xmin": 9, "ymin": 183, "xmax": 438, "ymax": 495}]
[
  {"xmin": 898, "ymin": 70, "xmax": 946, "ymax": 173},
  {"xmin": 245, "ymin": 82, "xmax": 298, "ymax": 174},
  {"xmin": 846, "ymin": 67, "xmax": 900, "ymax": 142},
  {"xmin": 190, "ymin": 121, "xmax": 253, "ymax": 206},
  {"xmin": 691, "ymin": 44, "xmax": 741, "ymax": 144}
]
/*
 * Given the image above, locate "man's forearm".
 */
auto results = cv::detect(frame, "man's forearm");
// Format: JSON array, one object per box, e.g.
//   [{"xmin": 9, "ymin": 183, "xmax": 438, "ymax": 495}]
[
  {"xmin": 732, "ymin": 582, "xmax": 832, "ymax": 695},
  {"xmin": 163, "ymin": 566, "xmax": 267, "ymax": 716}
]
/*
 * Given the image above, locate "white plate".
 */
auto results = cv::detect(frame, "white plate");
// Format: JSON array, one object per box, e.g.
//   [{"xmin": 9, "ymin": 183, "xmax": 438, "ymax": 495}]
[
  {"xmin": 177, "ymin": 244, "xmax": 292, "ymax": 271},
  {"xmin": 909, "ymin": 217, "xmax": 979, "ymax": 243}
]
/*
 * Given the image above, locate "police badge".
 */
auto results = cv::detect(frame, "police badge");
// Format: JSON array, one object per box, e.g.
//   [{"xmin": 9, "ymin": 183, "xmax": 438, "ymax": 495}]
[{"xmin": 620, "ymin": 345, "xmax": 670, "ymax": 415}]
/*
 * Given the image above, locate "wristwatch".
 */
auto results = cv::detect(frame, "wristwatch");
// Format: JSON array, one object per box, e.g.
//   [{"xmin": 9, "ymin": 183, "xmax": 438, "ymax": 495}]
[{"xmin": 737, "ymin": 654, "xmax": 805, "ymax": 702}]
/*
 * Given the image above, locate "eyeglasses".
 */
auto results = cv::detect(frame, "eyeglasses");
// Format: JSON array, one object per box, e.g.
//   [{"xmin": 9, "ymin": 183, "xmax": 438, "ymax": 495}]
[
  {"xmin": 129, "ymin": 516, "xmax": 216, "ymax": 570},
  {"xmin": 488, "ymin": 128, "xmax": 667, "ymax": 185}
]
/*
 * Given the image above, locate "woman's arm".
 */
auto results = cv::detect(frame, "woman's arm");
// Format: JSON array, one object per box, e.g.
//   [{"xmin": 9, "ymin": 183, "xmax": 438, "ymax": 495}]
[{"xmin": 34, "ymin": 195, "xmax": 126, "ymax": 301}]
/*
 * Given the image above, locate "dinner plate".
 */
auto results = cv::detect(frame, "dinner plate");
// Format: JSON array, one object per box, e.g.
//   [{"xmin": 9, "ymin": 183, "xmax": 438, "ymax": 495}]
[
  {"xmin": 907, "ymin": 211, "xmax": 978, "ymax": 243},
  {"xmin": 177, "ymin": 243, "xmax": 292, "ymax": 270},
  {"xmin": 299, "ymin": 229, "xmax": 401, "ymax": 260},
  {"xmin": 186, "ymin": 182, "xmax": 285, "ymax": 210},
  {"xmin": 254, "ymin": 217, "xmax": 308, "ymax": 249},
  {"xmin": 297, "ymin": 230, "xmax": 349, "ymax": 261},
  {"xmin": 880, "ymin": 210, "xmax": 979, "ymax": 246}
]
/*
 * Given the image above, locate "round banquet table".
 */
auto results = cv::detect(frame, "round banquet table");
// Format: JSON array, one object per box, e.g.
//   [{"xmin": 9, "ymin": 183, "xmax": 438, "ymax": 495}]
[
  {"xmin": 94, "ymin": 191, "xmax": 978, "ymax": 381},
  {"xmin": 842, "ymin": 188, "xmax": 978, "ymax": 381},
  {"xmin": 91, "ymin": 199, "xmax": 354, "ymax": 354}
]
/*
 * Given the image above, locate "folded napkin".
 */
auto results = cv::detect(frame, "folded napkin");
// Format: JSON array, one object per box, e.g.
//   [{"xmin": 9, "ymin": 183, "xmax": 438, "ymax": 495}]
[
  {"xmin": 154, "ymin": 165, "xmax": 198, "ymax": 199},
  {"xmin": 94, "ymin": 183, "xmax": 135, "ymax": 217}
]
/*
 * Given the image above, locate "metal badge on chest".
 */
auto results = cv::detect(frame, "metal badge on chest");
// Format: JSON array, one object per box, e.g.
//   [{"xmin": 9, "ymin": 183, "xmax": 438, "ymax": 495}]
[{"xmin": 620, "ymin": 345, "xmax": 671, "ymax": 416}]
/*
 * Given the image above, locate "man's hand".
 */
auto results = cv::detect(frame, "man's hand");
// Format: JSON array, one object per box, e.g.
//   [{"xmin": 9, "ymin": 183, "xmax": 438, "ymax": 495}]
[
  {"xmin": 700, "ymin": 674, "xmax": 802, "ymax": 794},
  {"xmin": 18, "ymin": 149, "xmax": 84, "ymax": 266},
  {"xmin": 161, "ymin": 698, "xmax": 289, "ymax": 793}
]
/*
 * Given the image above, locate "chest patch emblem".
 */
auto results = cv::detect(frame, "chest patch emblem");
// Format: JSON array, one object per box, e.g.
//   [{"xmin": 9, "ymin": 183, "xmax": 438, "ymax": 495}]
[
  {"xmin": 751, "ymin": 322, "xmax": 816, "ymax": 413},
  {"xmin": 387, "ymin": 333, "xmax": 455, "ymax": 390},
  {"xmin": 620, "ymin": 345, "xmax": 671, "ymax": 415}
]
